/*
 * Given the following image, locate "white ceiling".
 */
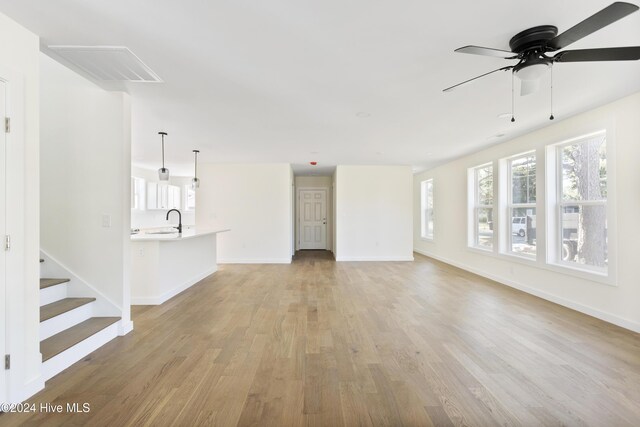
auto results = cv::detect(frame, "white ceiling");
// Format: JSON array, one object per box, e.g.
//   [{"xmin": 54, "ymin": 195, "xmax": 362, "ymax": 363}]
[{"xmin": 1, "ymin": 0, "xmax": 639, "ymax": 175}]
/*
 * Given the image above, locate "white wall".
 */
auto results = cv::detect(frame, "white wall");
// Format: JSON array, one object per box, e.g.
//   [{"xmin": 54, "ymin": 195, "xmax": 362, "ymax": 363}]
[
  {"xmin": 131, "ymin": 165, "xmax": 195, "ymax": 229},
  {"xmin": 335, "ymin": 165, "xmax": 413, "ymax": 261},
  {"xmin": 195, "ymin": 163, "xmax": 293, "ymax": 263},
  {"xmin": 290, "ymin": 166, "xmax": 295, "ymax": 257},
  {"xmin": 294, "ymin": 175, "xmax": 333, "ymax": 252},
  {"xmin": 414, "ymin": 92, "xmax": 640, "ymax": 333},
  {"xmin": 331, "ymin": 168, "xmax": 338, "ymax": 259},
  {"xmin": 40, "ymin": 54, "xmax": 132, "ymax": 329},
  {"xmin": 0, "ymin": 11, "xmax": 42, "ymax": 403}
]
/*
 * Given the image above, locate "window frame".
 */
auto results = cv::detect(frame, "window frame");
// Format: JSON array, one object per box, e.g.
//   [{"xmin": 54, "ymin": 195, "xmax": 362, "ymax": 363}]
[
  {"xmin": 506, "ymin": 152, "xmax": 537, "ymax": 259},
  {"xmin": 420, "ymin": 178, "xmax": 434, "ymax": 241},
  {"xmin": 131, "ymin": 176, "xmax": 146, "ymax": 211},
  {"xmin": 545, "ymin": 129, "xmax": 616, "ymax": 285},
  {"xmin": 184, "ymin": 184, "xmax": 196, "ymax": 211},
  {"xmin": 468, "ymin": 162, "xmax": 496, "ymax": 252},
  {"xmin": 553, "ymin": 132, "xmax": 608, "ymax": 274}
]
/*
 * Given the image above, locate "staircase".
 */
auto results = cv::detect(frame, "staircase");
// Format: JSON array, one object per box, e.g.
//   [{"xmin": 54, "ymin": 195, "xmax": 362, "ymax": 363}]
[{"xmin": 39, "ymin": 257, "xmax": 121, "ymax": 381}]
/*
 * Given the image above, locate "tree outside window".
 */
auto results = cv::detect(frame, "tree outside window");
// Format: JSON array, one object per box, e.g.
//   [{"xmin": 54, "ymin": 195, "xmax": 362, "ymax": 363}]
[
  {"xmin": 472, "ymin": 164, "xmax": 494, "ymax": 250},
  {"xmin": 558, "ymin": 133, "xmax": 607, "ymax": 270}
]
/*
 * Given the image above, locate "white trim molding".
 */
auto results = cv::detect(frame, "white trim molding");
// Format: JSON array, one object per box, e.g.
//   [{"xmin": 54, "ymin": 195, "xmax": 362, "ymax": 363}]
[
  {"xmin": 414, "ymin": 249, "xmax": 640, "ymax": 334},
  {"xmin": 336, "ymin": 256, "xmax": 414, "ymax": 262},
  {"xmin": 131, "ymin": 266, "xmax": 218, "ymax": 305}
]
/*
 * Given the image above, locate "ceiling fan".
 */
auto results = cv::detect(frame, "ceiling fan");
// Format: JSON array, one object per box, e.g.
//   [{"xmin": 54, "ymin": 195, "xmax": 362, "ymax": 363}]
[{"xmin": 443, "ymin": 2, "xmax": 640, "ymax": 104}]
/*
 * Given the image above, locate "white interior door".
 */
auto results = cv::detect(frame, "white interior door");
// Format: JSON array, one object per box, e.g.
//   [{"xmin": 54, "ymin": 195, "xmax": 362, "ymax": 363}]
[
  {"xmin": 299, "ymin": 189, "xmax": 327, "ymax": 250},
  {"xmin": 0, "ymin": 80, "xmax": 7, "ymax": 403}
]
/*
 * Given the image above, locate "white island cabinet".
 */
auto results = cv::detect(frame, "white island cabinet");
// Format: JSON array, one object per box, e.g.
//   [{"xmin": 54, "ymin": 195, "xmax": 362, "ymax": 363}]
[{"xmin": 131, "ymin": 228, "xmax": 229, "ymax": 304}]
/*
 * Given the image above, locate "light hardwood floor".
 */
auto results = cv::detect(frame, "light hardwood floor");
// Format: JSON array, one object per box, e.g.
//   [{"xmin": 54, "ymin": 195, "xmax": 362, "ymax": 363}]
[{"xmin": 2, "ymin": 251, "xmax": 640, "ymax": 426}]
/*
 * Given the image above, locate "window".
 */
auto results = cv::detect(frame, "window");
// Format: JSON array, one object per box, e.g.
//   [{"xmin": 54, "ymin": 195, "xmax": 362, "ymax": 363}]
[
  {"xmin": 508, "ymin": 153, "xmax": 536, "ymax": 257},
  {"xmin": 470, "ymin": 164, "xmax": 494, "ymax": 250},
  {"xmin": 462, "ymin": 129, "xmax": 612, "ymax": 283},
  {"xmin": 421, "ymin": 179, "xmax": 434, "ymax": 239},
  {"xmin": 131, "ymin": 177, "xmax": 145, "ymax": 210},
  {"xmin": 553, "ymin": 132, "xmax": 608, "ymax": 273},
  {"xmin": 184, "ymin": 185, "xmax": 196, "ymax": 211}
]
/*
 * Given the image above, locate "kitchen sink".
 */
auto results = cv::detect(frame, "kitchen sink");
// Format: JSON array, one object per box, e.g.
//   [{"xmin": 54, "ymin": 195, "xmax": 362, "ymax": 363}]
[{"xmin": 146, "ymin": 230, "xmax": 178, "ymax": 235}]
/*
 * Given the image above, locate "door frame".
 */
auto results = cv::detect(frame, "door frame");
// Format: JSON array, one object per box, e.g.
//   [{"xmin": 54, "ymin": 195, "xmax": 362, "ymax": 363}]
[
  {"xmin": 0, "ymin": 66, "xmax": 34, "ymax": 404},
  {"xmin": 296, "ymin": 187, "xmax": 329, "ymax": 251},
  {"xmin": 0, "ymin": 76, "xmax": 7, "ymax": 405}
]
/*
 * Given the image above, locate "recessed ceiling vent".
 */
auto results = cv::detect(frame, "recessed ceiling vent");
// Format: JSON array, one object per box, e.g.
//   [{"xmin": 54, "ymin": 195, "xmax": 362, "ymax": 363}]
[{"xmin": 47, "ymin": 46, "xmax": 162, "ymax": 82}]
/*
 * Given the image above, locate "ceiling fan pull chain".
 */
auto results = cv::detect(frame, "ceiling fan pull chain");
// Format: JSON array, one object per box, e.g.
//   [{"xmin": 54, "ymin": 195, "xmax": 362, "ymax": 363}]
[
  {"xmin": 549, "ymin": 64, "xmax": 555, "ymax": 120},
  {"xmin": 511, "ymin": 72, "xmax": 516, "ymax": 123}
]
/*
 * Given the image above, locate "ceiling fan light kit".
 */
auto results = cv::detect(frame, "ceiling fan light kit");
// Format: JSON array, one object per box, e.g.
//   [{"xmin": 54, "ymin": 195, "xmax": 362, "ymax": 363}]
[{"xmin": 444, "ymin": 2, "xmax": 640, "ymax": 121}]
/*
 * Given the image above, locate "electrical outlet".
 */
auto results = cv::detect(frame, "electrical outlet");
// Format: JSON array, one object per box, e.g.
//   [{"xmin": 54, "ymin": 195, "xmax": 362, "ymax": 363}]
[{"xmin": 101, "ymin": 214, "xmax": 111, "ymax": 228}]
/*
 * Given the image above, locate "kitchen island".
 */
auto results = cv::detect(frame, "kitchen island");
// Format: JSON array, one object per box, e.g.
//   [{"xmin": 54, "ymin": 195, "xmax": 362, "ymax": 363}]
[{"xmin": 131, "ymin": 228, "xmax": 229, "ymax": 304}]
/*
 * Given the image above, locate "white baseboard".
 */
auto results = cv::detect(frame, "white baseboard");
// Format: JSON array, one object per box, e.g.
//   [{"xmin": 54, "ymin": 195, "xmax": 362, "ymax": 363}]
[
  {"xmin": 118, "ymin": 320, "xmax": 134, "ymax": 336},
  {"xmin": 413, "ymin": 249, "xmax": 640, "ymax": 334},
  {"xmin": 41, "ymin": 322, "xmax": 119, "ymax": 382},
  {"xmin": 335, "ymin": 256, "xmax": 414, "ymax": 262},
  {"xmin": 218, "ymin": 258, "xmax": 292, "ymax": 264},
  {"xmin": 8, "ymin": 375, "xmax": 45, "ymax": 405},
  {"xmin": 131, "ymin": 266, "xmax": 218, "ymax": 305}
]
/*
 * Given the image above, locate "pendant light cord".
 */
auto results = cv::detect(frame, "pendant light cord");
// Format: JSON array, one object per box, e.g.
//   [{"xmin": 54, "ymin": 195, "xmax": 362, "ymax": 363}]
[
  {"xmin": 549, "ymin": 64, "xmax": 555, "ymax": 120},
  {"xmin": 161, "ymin": 134, "xmax": 166, "ymax": 169},
  {"xmin": 511, "ymin": 72, "xmax": 515, "ymax": 123}
]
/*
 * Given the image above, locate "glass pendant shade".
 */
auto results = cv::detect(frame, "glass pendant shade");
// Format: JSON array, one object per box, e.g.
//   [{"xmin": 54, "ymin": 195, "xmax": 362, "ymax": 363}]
[
  {"xmin": 158, "ymin": 131, "xmax": 170, "ymax": 181},
  {"xmin": 191, "ymin": 177, "xmax": 200, "ymax": 189},
  {"xmin": 158, "ymin": 167, "xmax": 170, "ymax": 181}
]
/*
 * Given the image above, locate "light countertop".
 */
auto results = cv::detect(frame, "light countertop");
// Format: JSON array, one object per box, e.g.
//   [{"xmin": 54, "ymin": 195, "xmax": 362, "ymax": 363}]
[{"xmin": 131, "ymin": 228, "xmax": 230, "ymax": 242}]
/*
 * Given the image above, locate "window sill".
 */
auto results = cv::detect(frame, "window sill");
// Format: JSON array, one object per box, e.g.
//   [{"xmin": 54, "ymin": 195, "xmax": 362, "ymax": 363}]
[
  {"xmin": 467, "ymin": 246, "xmax": 495, "ymax": 256},
  {"xmin": 544, "ymin": 261, "xmax": 615, "ymax": 287},
  {"xmin": 466, "ymin": 246, "xmax": 616, "ymax": 287},
  {"xmin": 421, "ymin": 237, "xmax": 435, "ymax": 243},
  {"xmin": 499, "ymin": 251, "xmax": 538, "ymax": 267}
]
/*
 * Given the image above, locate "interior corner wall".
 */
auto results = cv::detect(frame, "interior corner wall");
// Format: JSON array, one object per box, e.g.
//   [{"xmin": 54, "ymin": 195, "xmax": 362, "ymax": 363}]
[
  {"xmin": 294, "ymin": 175, "xmax": 333, "ymax": 252},
  {"xmin": 290, "ymin": 166, "xmax": 295, "ymax": 257},
  {"xmin": 332, "ymin": 171, "xmax": 337, "ymax": 255},
  {"xmin": 335, "ymin": 165, "xmax": 413, "ymax": 261},
  {"xmin": 195, "ymin": 163, "xmax": 293, "ymax": 263},
  {"xmin": 39, "ymin": 53, "xmax": 131, "ymax": 325},
  {"xmin": 413, "ymin": 91, "xmax": 640, "ymax": 333},
  {"xmin": 0, "ymin": 11, "xmax": 42, "ymax": 403}
]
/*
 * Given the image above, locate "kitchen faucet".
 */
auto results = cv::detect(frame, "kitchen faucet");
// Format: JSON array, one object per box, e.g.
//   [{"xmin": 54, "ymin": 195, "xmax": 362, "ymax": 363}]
[{"xmin": 166, "ymin": 209, "xmax": 182, "ymax": 234}]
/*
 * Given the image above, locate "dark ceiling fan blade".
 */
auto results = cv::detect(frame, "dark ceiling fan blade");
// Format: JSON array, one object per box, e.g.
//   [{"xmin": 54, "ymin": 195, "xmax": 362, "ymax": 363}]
[
  {"xmin": 547, "ymin": 2, "xmax": 639, "ymax": 50},
  {"xmin": 454, "ymin": 45, "xmax": 517, "ymax": 58},
  {"xmin": 554, "ymin": 46, "xmax": 640, "ymax": 62},
  {"xmin": 443, "ymin": 66, "xmax": 513, "ymax": 92}
]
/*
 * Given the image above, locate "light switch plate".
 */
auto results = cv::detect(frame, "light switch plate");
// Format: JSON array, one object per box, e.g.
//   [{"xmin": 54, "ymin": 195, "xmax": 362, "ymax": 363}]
[{"xmin": 101, "ymin": 214, "xmax": 111, "ymax": 228}]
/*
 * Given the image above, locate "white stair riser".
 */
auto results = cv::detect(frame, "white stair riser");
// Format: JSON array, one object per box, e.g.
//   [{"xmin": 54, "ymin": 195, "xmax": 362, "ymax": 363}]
[
  {"xmin": 40, "ymin": 284, "xmax": 68, "ymax": 306},
  {"xmin": 40, "ymin": 303, "xmax": 94, "ymax": 341},
  {"xmin": 42, "ymin": 322, "xmax": 119, "ymax": 381}
]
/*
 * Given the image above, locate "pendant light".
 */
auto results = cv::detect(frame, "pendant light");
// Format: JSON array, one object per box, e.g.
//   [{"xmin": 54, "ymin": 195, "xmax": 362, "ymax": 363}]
[
  {"xmin": 158, "ymin": 131, "xmax": 170, "ymax": 181},
  {"xmin": 191, "ymin": 149, "xmax": 200, "ymax": 189}
]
